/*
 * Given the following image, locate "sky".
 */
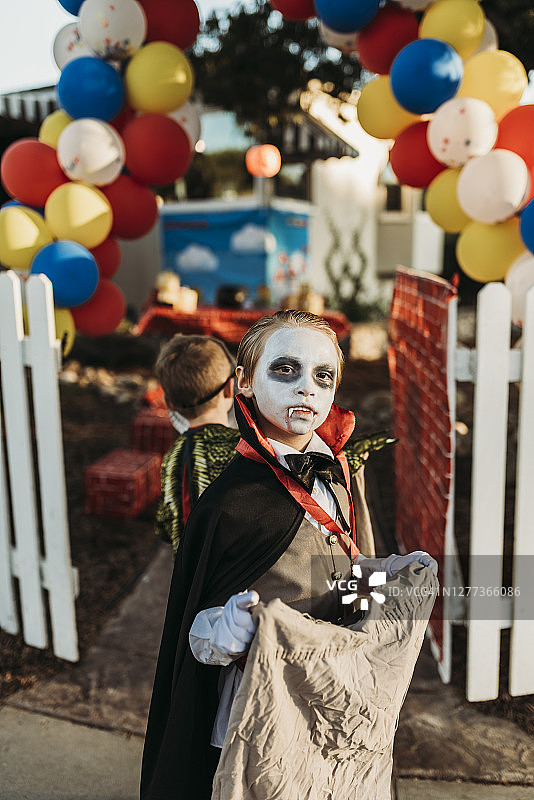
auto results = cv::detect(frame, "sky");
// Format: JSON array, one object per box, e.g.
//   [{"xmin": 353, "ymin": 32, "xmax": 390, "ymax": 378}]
[{"xmin": 0, "ymin": 0, "xmax": 240, "ymax": 94}]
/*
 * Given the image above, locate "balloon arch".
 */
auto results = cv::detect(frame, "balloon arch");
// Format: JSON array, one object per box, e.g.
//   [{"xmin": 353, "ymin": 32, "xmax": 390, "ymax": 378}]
[
  {"xmin": 1, "ymin": 0, "xmax": 534, "ymax": 339},
  {"xmin": 0, "ymin": 0, "xmax": 201, "ymax": 346}
]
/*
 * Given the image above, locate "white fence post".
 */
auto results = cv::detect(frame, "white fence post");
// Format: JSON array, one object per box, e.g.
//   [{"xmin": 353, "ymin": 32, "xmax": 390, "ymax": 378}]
[
  {"xmin": 27, "ymin": 275, "xmax": 78, "ymax": 662},
  {"xmin": 0, "ymin": 398, "xmax": 18, "ymax": 636},
  {"xmin": 509, "ymin": 285, "xmax": 534, "ymax": 696},
  {"xmin": 437, "ymin": 291, "xmax": 462, "ymax": 685},
  {"xmin": 0, "ymin": 271, "xmax": 78, "ymax": 662},
  {"xmin": 466, "ymin": 283, "xmax": 511, "ymax": 702},
  {"xmin": 0, "ymin": 272, "xmax": 48, "ymax": 649}
]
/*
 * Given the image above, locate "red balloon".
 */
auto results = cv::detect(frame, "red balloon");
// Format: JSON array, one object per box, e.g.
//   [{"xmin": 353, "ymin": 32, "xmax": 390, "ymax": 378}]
[
  {"xmin": 101, "ymin": 174, "xmax": 158, "ymax": 239},
  {"xmin": 122, "ymin": 113, "xmax": 193, "ymax": 186},
  {"xmin": 1, "ymin": 138, "xmax": 69, "ymax": 207},
  {"xmin": 525, "ymin": 164, "xmax": 534, "ymax": 205},
  {"xmin": 141, "ymin": 0, "xmax": 200, "ymax": 50},
  {"xmin": 90, "ymin": 237, "xmax": 122, "ymax": 279},
  {"xmin": 496, "ymin": 105, "xmax": 534, "ymax": 170},
  {"xmin": 110, "ymin": 104, "xmax": 136, "ymax": 134},
  {"xmin": 269, "ymin": 0, "xmax": 316, "ymax": 21},
  {"xmin": 389, "ymin": 121, "xmax": 445, "ymax": 188},
  {"xmin": 358, "ymin": 3, "xmax": 419, "ymax": 75},
  {"xmin": 71, "ymin": 279, "xmax": 126, "ymax": 336}
]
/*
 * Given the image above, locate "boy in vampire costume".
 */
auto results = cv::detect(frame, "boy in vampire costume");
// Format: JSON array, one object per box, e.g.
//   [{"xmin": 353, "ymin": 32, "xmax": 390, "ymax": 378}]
[{"xmin": 140, "ymin": 310, "xmax": 437, "ymax": 800}]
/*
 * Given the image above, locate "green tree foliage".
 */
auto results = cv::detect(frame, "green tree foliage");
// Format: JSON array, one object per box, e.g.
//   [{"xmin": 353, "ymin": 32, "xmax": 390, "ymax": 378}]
[
  {"xmin": 481, "ymin": 0, "xmax": 534, "ymax": 72},
  {"xmin": 184, "ymin": 150, "xmax": 252, "ymax": 198},
  {"xmin": 189, "ymin": 0, "xmax": 361, "ymax": 138}
]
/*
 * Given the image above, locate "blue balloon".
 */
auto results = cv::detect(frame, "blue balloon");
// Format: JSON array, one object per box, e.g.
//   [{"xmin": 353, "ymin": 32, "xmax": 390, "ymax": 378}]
[
  {"xmin": 30, "ymin": 240, "xmax": 99, "ymax": 308},
  {"xmin": 520, "ymin": 199, "xmax": 534, "ymax": 254},
  {"xmin": 56, "ymin": 0, "xmax": 84, "ymax": 13},
  {"xmin": 57, "ymin": 57, "xmax": 125, "ymax": 122},
  {"xmin": 390, "ymin": 39, "xmax": 463, "ymax": 115},
  {"xmin": 314, "ymin": 0, "xmax": 379, "ymax": 33}
]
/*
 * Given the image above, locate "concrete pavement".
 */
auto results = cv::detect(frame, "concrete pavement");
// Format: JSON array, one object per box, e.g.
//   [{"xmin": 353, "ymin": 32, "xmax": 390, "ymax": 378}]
[
  {"xmin": 395, "ymin": 781, "xmax": 534, "ymax": 799},
  {"xmin": 2, "ymin": 543, "xmax": 534, "ymax": 799},
  {"xmin": 0, "ymin": 705, "xmax": 143, "ymax": 800}
]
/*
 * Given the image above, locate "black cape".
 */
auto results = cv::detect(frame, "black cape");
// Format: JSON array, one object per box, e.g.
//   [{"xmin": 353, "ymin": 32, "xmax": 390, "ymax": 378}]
[{"xmin": 140, "ymin": 396, "xmax": 389, "ymax": 800}]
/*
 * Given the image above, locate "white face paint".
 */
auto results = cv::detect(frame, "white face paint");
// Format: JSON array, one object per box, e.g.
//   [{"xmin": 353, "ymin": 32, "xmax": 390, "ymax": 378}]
[{"xmin": 245, "ymin": 327, "xmax": 338, "ymax": 448}]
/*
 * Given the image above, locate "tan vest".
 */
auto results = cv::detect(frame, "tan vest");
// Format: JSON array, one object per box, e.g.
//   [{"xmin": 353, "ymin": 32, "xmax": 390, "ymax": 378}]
[
  {"xmin": 250, "ymin": 473, "xmax": 374, "ymax": 624},
  {"xmin": 352, "ymin": 466, "xmax": 375, "ymax": 559}
]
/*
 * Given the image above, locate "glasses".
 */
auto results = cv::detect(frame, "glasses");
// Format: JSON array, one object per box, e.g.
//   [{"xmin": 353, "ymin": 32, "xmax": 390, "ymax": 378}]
[{"xmin": 179, "ymin": 338, "xmax": 235, "ymax": 409}]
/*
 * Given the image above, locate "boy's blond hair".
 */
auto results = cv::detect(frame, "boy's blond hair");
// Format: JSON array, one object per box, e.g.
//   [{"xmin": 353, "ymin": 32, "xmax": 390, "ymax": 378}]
[
  {"xmin": 237, "ymin": 310, "xmax": 344, "ymax": 389},
  {"xmin": 155, "ymin": 334, "xmax": 235, "ymax": 420}
]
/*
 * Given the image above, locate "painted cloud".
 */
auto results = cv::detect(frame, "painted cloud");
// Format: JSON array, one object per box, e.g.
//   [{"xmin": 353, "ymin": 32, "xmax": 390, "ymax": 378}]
[
  {"xmin": 176, "ymin": 244, "xmax": 219, "ymax": 272},
  {"xmin": 230, "ymin": 224, "xmax": 276, "ymax": 253}
]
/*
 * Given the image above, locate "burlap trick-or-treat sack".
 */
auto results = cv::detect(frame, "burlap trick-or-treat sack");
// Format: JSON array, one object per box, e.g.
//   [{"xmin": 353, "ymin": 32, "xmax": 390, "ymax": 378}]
[{"xmin": 212, "ymin": 561, "xmax": 437, "ymax": 800}]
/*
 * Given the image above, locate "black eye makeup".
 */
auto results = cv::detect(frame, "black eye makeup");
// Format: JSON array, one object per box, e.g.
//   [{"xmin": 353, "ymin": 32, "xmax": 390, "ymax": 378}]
[
  {"xmin": 266, "ymin": 357, "xmax": 336, "ymax": 387},
  {"xmin": 315, "ymin": 366, "xmax": 336, "ymax": 385},
  {"xmin": 267, "ymin": 357, "xmax": 301, "ymax": 382}
]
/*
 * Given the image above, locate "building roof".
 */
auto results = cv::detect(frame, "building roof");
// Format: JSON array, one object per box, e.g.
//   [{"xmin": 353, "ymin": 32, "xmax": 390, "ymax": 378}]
[
  {"xmin": 0, "ymin": 86, "xmax": 58, "ymax": 129},
  {"xmin": 0, "ymin": 83, "xmax": 358, "ymax": 161}
]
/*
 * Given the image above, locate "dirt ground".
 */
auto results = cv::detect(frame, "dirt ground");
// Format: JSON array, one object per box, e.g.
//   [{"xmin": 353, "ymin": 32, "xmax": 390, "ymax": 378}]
[{"xmin": 0, "ymin": 332, "xmax": 532, "ymax": 737}]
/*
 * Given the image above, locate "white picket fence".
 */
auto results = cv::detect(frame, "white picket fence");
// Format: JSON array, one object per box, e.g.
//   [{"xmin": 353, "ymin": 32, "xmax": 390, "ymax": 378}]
[
  {"xmin": 454, "ymin": 282, "xmax": 534, "ymax": 702},
  {"xmin": 0, "ymin": 271, "xmax": 78, "ymax": 662}
]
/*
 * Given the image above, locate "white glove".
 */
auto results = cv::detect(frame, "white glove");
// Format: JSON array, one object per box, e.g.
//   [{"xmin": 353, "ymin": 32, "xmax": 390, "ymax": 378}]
[
  {"xmin": 355, "ymin": 551, "xmax": 438, "ymax": 580},
  {"xmin": 213, "ymin": 590, "xmax": 259, "ymax": 656},
  {"xmin": 383, "ymin": 550, "xmax": 438, "ymax": 576}
]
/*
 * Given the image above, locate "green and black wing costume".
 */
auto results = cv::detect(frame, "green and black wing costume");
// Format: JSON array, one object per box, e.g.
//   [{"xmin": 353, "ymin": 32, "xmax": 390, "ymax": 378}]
[{"xmin": 155, "ymin": 423, "xmax": 241, "ymax": 555}]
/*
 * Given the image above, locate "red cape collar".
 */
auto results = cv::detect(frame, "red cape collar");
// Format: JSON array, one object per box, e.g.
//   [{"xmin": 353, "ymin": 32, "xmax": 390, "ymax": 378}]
[
  {"xmin": 233, "ymin": 394, "xmax": 355, "ymax": 458},
  {"xmin": 233, "ymin": 394, "xmax": 359, "ymax": 559}
]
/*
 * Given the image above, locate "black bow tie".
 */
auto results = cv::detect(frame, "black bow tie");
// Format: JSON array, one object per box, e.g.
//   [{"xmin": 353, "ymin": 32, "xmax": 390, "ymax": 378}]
[{"xmin": 284, "ymin": 452, "xmax": 345, "ymax": 493}]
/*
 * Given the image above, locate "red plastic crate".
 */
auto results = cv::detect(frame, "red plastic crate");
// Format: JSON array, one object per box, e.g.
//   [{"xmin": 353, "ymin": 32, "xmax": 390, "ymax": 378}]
[
  {"xmin": 84, "ymin": 449, "xmax": 162, "ymax": 518},
  {"xmin": 131, "ymin": 407, "xmax": 177, "ymax": 456},
  {"xmin": 134, "ymin": 305, "xmax": 352, "ymax": 347}
]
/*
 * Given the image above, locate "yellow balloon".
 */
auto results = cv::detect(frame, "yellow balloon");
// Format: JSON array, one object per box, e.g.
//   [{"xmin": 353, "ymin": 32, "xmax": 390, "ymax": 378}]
[
  {"xmin": 0, "ymin": 206, "xmax": 53, "ymax": 271},
  {"xmin": 125, "ymin": 42, "xmax": 194, "ymax": 113},
  {"xmin": 22, "ymin": 305, "xmax": 76, "ymax": 356},
  {"xmin": 458, "ymin": 50, "xmax": 528, "ymax": 119},
  {"xmin": 419, "ymin": 0, "xmax": 485, "ymax": 60},
  {"xmin": 54, "ymin": 308, "xmax": 76, "ymax": 356},
  {"xmin": 45, "ymin": 183, "xmax": 113, "ymax": 249},
  {"xmin": 357, "ymin": 76, "xmax": 420, "ymax": 140},
  {"xmin": 39, "ymin": 110, "xmax": 72, "ymax": 149},
  {"xmin": 425, "ymin": 169, "xmax": 471, "ymax": 233},
  {"xmin": 456, "ymin": 217, "xmax": 525, "ymax": 282}
]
